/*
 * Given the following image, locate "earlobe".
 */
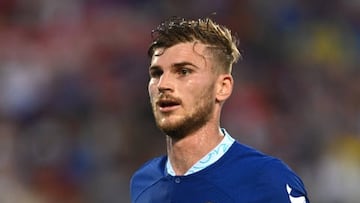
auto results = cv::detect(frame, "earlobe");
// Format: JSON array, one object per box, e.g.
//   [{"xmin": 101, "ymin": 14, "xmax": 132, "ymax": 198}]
[{"xmin": 216, "ymin": 74, "xmax": 233, "ymax": 102}]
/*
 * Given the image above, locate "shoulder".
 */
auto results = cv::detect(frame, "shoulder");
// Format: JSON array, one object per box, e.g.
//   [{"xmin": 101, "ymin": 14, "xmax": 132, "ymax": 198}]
[
  {"xmin": 256, "ymin": 157, "xmax": 309, "ymax": 202},
  {"xmin": 130, "ymin": 156, "xmax": 167, "ymax": 201},
  {"xmin": 228, "ymin": 142, "xmax": 297, "ymax": 173},
  {"xmin": 224, "ymin": 141, "xmax": 279, "ymax": 170},
  {"xmin": 225, "ymin": 142, "xmax": 310, "ymax": 202},
  {"xmin": 212, "ymin": 141, "xmax": 304, "ymax": 184},
  {"xmin": 258, "ymin": 156, "xmax": 309, "ymax": 201}
]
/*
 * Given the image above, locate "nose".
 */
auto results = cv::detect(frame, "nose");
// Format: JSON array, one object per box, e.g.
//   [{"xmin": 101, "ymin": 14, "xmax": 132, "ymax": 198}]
[{"xmin": 157, "ymin": 73, "xmax": 174, "ymax": 93}]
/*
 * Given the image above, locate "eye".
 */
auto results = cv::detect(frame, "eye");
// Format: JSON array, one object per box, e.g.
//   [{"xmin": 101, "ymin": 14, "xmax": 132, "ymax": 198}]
[
  {"xmin": 149, "ymin": 68, "xmax": 163, "ymax": 78},
  {"xmin": 178, "ymin": 68, "xmax": 192, "ymax": 76}
]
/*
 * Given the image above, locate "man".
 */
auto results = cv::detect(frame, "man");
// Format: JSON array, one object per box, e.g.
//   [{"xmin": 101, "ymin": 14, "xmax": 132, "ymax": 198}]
[{"xmin": 130, "ymin": 16, "xmax": 309, "ymax": 203}]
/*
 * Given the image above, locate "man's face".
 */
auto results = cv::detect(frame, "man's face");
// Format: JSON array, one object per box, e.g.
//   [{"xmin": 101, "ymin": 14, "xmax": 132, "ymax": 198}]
[{"xmin": 148, "ymin": 42, "xmax": 217, "ymax": 138}]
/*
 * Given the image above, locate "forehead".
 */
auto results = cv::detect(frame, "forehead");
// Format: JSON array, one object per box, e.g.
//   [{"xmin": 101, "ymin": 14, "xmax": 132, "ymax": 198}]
[{"xmin": 151, "ymin": 42, "xmax": 211, "ymax": 68}]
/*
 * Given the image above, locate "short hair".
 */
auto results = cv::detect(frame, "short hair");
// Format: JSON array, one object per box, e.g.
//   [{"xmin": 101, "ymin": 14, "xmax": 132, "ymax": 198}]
[{"xmin": 148, "ymin": 16, "xmax": 241, "ymax": 73}]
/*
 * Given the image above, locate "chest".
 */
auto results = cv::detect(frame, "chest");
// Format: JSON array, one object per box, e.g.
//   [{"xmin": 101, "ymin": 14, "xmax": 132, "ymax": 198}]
[{"xmin": 134, "ymin": 175, "xmax": 264, "ymax": 203}]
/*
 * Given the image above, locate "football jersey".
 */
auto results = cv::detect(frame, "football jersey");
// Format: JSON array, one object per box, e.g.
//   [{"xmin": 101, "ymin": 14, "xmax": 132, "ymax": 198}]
[{"xmin": 130, "ymin": 135, "xmax": 309, "ymax": 203}]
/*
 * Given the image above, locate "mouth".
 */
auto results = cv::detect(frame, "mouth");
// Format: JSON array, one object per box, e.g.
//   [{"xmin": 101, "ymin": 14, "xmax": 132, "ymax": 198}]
[{"xmin": 156, "ymin": 98, "xmax": 181, "ymax": 112}]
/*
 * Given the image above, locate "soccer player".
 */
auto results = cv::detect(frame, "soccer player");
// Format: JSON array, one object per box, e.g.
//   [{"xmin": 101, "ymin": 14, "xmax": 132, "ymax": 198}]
[{"xmin": 130, "ymin": 16, "xmax": 310, "ymax": 203}]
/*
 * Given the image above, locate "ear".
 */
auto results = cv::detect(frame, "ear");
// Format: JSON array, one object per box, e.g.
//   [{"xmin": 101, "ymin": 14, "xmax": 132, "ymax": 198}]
[{"xmin": 215, "ymin": 74, "xmax": 233, "ymax": 103}]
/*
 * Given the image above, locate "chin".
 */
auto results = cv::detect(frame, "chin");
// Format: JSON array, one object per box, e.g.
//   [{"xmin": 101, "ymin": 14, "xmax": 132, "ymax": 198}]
[
  {"xmin": 154, "ymin": 98, "xmax": 213, "ymax": 139},
  {"xmin": 157, "ymin": 119, "xmax": 205, "ymax": 140},
  {"xmin": 161, "ymin": 127, "xmax": 187, "ymax": 140},
  {"xmin": 156, "ymin": 120, "xmax": 187, "ymax": 139}
]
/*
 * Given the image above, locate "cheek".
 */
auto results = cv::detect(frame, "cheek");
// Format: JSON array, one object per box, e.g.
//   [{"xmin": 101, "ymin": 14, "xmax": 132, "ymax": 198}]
[
  {"xmin": 191, "ymin": 83, "xmax": 216, "ymax": 103},
  {"xmin": 148, "ymin": 80, "xmax": 157, "ymax": 97}
]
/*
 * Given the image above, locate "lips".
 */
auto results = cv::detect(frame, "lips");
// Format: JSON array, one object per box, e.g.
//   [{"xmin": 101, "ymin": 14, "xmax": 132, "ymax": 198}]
[{"xmin": 156, "ymin": 97, "xmax": 181, "ymax": 112}]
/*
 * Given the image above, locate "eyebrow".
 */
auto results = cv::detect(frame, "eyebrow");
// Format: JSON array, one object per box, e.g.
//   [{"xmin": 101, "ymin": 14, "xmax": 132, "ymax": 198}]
[
  {"xmin": 149, "ymin": 61, "xmax": 200, "ymax": 71},
  {"xmin": 172, "ymin": 61, "xmax": 200, "ymax": 69}
]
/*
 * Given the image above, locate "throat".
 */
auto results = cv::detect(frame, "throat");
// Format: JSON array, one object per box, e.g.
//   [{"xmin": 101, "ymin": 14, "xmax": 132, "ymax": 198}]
[
  {"xmin": 167, "ymin": 157, "xmax": 193, "ymax": 176},
  {"xmin": 166, "ymin": 130, "xmax": 224, "ymax": 176},
  {"xmin": 167, "ymin": 140, "xmax": 198, "ymax": 175}
]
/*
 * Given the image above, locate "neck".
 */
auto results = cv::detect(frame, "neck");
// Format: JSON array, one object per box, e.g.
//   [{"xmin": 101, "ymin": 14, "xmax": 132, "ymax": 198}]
[{"xmin": 166, "ymin": 125, "xmax": 224, "ymax": 175}]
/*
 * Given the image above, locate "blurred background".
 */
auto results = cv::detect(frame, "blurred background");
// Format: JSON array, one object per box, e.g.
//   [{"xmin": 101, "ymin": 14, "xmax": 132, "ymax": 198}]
[{"xmin": 0, "ymin": 0, "xmax": 359, "ymax": 202}]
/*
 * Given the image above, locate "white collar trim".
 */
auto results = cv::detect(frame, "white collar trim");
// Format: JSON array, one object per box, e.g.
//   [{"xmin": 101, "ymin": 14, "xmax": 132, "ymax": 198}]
[{"xmin": 166, "ymin": 128, "xmax": 235, "ymax": 176}]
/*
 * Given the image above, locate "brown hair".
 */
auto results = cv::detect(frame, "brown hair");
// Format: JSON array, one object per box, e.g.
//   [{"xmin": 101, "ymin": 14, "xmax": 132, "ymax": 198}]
[{"xmin": 148, "ymin": 16, "xmax": 241, "ymax": 73}]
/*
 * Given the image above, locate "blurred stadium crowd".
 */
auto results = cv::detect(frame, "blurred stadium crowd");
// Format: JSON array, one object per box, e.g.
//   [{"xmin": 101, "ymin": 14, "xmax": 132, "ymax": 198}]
[{"xmin": 0, "ymin": 0, "xmax": 359, "ymax": 202}]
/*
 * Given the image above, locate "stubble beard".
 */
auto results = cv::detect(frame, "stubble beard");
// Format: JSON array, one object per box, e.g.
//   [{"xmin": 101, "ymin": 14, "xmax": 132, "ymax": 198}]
[{"xmin": 152, "ymin": 88, "xmax": 215, "ymax": 140}]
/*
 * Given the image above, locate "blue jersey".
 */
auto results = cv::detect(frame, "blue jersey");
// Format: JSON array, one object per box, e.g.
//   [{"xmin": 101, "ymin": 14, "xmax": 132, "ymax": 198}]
[{"xmin": 130, "ymin": 141, "xmax": 309, "ymax": 203}]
